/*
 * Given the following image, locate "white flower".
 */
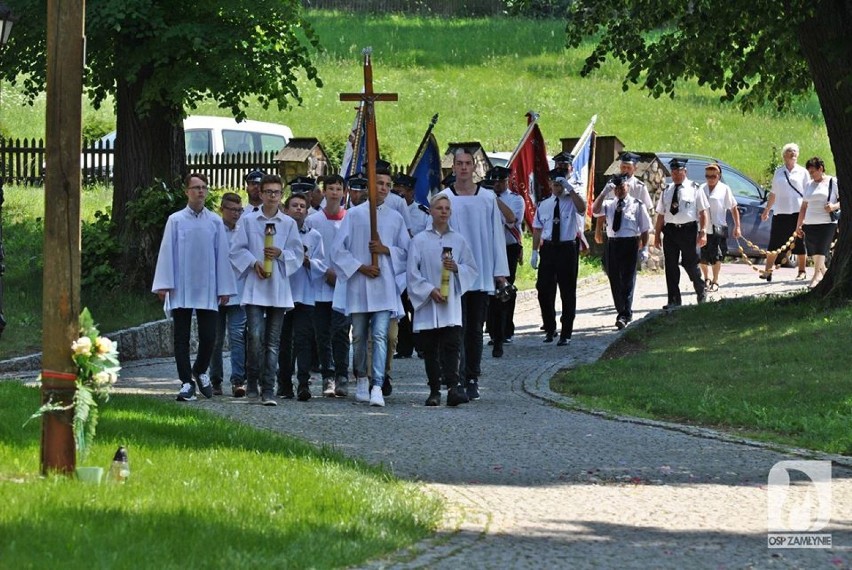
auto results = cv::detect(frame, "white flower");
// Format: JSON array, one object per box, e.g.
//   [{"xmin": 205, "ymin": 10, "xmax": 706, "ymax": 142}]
[
  {"xmin": 93, "ymin": 371, "xmax": 116, "ymax": 388},
  {"xmin": 95, "ymin": 336, "xmax": 115, "ymax": 355},
  {"xmin": 71, "ymin": 336, "xmax": 92, "ymax": 357}
]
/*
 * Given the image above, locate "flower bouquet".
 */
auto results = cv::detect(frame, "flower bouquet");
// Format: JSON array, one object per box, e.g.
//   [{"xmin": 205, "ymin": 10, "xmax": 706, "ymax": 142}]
[{"xmin": 29, "ymin": 308, "xmax": 121, "ymax": 460}]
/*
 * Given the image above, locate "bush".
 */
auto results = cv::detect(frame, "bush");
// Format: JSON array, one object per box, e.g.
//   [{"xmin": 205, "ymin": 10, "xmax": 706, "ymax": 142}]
[{"xmin": 81, "ymin": 210, "xmax": 122, "ymax": 292}]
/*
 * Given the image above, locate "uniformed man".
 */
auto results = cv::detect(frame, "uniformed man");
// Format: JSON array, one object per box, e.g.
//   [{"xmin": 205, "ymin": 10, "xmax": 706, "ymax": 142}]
[
  {"xmin": 595, "ymin": 152, "xmax": 653, "ymax": 264},
  {"xmin": 531, "ymin": 168, "xmax": 587, "ymax": 346},
  {"xmin": 484, "ymin": 166, "xmax": 524, "ymax": 357},
  {"xmin": 592, "ymin": 175, "xmax": 652, "ymax": 329},
  {"xmin": 244, "ymin": 169, "xmax": 266, "ymax": 212},
  {"xmin": 653, "ymin": 158, "xmax": 709, "ymax": 309}
]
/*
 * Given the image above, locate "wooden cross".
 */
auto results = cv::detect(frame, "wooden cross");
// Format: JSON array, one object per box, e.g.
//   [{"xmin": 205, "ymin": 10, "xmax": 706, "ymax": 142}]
[{"xmin": 340, "ymin": 47, "xmax": 398, "ymax": 266}]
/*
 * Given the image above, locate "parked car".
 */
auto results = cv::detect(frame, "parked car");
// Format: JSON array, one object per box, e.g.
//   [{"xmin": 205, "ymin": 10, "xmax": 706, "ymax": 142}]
[
  {"xmin": 653, "ymin": 152, "xmax": 771, "ymax": 257},
  {"xmin": 83, "ymin": 115, "xmax": 293, "ymax": 181}
]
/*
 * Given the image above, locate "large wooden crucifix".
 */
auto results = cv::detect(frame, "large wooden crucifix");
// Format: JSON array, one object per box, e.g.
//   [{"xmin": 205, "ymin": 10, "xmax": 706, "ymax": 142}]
[{"xmin": 339, "ymin": 47, "xmax": 398, "ymax": 266}]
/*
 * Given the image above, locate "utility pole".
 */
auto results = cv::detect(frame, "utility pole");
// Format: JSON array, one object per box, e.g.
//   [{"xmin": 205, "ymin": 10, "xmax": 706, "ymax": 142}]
[{"xmin": 41, "ymin": 0, "xmax": 85, "ymax": 475}]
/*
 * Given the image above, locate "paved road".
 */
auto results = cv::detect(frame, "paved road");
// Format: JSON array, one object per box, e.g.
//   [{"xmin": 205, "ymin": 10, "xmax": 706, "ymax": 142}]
[{"xmin": 117, "ymin": 263, "xmax": 851, "ymax": 569}]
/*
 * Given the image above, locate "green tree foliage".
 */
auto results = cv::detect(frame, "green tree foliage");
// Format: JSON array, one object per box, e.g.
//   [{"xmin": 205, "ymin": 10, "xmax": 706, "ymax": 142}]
[
  {"xmin": 0, "ymin": 0, "xmax": 322, "ymax": 285},
  {"xmin": 564, "ymin": 0, "xmax": 852, "ymax": 300}
]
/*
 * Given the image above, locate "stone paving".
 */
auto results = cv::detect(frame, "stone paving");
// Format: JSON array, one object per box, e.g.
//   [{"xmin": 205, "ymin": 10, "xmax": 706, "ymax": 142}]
[{"xmin": 113, "ymin": 263, "xmax": 851, "ymax": 569}]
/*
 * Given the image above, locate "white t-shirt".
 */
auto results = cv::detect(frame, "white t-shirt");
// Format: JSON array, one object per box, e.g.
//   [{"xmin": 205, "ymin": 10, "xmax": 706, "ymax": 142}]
[
  {"xmin": 702, "ymin": 182, "xmax": 737, "ymax": 228},
  {"xmin": 803, "ymin": 176, "xmax": 839, "ymax": 226}
]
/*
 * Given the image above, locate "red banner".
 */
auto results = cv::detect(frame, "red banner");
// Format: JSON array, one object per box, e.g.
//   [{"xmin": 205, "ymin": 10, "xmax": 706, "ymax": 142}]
[{"xmin": 509, "ymin": 115, "xmax": 551, "ymax": 229}]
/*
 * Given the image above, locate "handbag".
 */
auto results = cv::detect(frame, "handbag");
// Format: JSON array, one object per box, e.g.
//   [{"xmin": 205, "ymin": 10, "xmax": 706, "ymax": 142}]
[
  {"xmin": 827, "ymin": 178, "xmax": 840, "ymax": 222},
  {"xmin": 712, "ymin": 224, "xmax": 729, "ymax": 238}
]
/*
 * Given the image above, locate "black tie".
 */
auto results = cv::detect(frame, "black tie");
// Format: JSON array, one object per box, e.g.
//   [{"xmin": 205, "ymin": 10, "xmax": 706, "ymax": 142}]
[
  {"xmin": 613, "ymin": 198, "xmax": 624, "ymax": 233},
  {"xmin": 552, "ymin": 197, "xmax": 561, "ymax": 243},
  {"xmin": 669, "ymin": 184, "xmax": 681, "ymax": 215}
]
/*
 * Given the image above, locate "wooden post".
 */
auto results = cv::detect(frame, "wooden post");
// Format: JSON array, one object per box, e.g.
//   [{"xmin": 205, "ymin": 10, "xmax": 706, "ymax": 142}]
[
  {"xmin": 339, "ymin": 48, "xmax": 398, "ymax": 267},
  {"xmin": 41, "ymin": 0, "xmax": 85, "ymax": 475}
]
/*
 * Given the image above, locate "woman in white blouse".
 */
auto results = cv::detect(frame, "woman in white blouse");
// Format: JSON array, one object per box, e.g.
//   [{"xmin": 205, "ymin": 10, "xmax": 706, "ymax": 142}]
[
  {"xmin": 796, "ymin": 156, "xmax": 840, "ymax": 288},
  {"xmin": 699, "ymin": 163, "xmax": 741, "ymax": 291}
]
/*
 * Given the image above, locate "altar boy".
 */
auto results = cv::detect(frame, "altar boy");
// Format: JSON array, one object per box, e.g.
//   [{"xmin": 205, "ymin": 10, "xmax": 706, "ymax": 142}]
[{"xmin": 406, "ymin": 194, "xmax": 478, "ymax": 407}]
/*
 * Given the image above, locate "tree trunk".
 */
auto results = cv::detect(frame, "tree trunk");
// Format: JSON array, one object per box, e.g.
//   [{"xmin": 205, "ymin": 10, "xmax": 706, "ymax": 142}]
[
  {"xmin": 797, "ymin": 5, "xmax": 852, "ymax": 301},
  {"xmin": 111, "ymin": 66, "xmax": 185, "ymax": 286}
]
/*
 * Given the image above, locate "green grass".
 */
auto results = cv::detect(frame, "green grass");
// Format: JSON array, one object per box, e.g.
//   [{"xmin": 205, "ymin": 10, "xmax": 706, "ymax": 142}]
[
  {"xmin": 552, "ymin": 295, "xmax": 852, "ymax": 455},
  {"xmin": 0, "ymin": 12, "xmax": 831, "ymax": 184},
  {"xmin": 0, "ymin": 382, "xmax": 441, "ymax": 569},
  {"xmin": 0, "ymin": 184, "xmax": 166, "ymax": 359}
]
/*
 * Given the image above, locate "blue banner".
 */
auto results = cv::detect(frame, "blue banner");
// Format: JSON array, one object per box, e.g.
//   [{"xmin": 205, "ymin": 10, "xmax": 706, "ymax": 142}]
[{"xmin": 410, "ymin": 133, "xmax": 442, "ymax": 207}]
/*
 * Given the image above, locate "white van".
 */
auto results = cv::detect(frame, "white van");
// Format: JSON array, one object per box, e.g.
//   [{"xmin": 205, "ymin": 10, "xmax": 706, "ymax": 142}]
[
  {"xmin": 182, "ymin": 115, "xmax": 293, "ymax": 156},
  {"xmin": 83, "ymin": 115, "xmax": 293, "ymax": 180}
]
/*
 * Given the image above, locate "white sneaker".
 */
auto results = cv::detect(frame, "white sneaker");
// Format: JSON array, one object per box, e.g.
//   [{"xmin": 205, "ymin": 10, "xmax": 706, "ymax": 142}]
[
  {"xmin": 369, "ymin": 386, "xmax": 385, "ymax": 407},
  {"xmin": 355, "ymin": 378, "xmax": 370, "ymax": 403}
]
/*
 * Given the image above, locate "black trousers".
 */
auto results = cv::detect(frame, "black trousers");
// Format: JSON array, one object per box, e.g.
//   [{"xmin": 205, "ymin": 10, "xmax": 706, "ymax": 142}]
[
  {"xmin": 172, "ymin": 308, "xmax": 217, "ymax": 384},
  {"xmin": 662, "ymin": 222, "xmax": 705, "ymax": 305},
  {"xmin": 314, "ymin": 302, "xmax": 351, "ymax": 380},
  {"xmin": 487, "ymin": 242, "xmax": 521, "ymax": 343},
  {"xmin": 459, "ymin": 291, "xmax": 489, "ymax": 381},
  {"xmin": 420, "ymin": 326, "xmax": 462, "ymax": 389},
  {"xmin": 395, "ymin": 290, "xmax": 419, "ymax": 357},
  {"xmin": 536, "ymin": 240, "xmax": 579, "ymax": 338},
  {"xmin": 606, "ymin": 237, "xmax": 640, "ymax": 320},
  {"xmin": 278, "ymin": 303, "xmax": 315, "ymax": 387}
]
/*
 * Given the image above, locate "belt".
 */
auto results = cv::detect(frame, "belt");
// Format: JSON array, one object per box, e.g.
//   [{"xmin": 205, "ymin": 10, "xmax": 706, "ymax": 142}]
[
  {"xmin": 665, "ymin": 221, "xmax": 697, "ymax": 229},
  {"xmin": 608, "ymin": 236, "xmax": 640, "ymax": 241},
  {"xmin": 542, "ymin": 239, "xmax": 576, "ymax": 245}
]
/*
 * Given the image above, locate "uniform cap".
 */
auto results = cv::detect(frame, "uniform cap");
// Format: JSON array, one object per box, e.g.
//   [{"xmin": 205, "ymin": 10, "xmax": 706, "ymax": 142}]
[
  {"xmin": 668, "ymin": 158, "xmax": 689, "ymax": 170},
  {"xmin": 244, "ymin": 169, "xmax": 266, "ymax": 183}
]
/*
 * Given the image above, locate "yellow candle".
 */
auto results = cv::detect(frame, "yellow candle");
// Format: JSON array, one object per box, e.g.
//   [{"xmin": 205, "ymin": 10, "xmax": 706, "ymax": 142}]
[{"xmin": 264, "ymin": 223, "xmax": 276, "ymax": 277}]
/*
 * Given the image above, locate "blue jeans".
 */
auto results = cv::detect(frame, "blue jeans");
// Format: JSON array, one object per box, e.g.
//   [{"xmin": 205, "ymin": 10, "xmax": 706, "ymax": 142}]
[
  {"xmin": 210, "ymin": 304, "xmax": 247, "ymax": 387},
  {"xmin": 245, "ymin": 305, "xmax": 287, "ymax": 395},
  {"xmin": 351, "ymin": 311, "xmax": 390, "ymax": 388}
]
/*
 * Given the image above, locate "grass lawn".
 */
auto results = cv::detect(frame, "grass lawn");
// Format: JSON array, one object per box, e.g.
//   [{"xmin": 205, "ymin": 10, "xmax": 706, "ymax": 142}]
[
  {"xmin": 0, "ymin": 382, "xmax": 441, "ymax": 569},
  {"xmin": 552, "ymin": 294, "xmax": 852, "ymax": 455}
]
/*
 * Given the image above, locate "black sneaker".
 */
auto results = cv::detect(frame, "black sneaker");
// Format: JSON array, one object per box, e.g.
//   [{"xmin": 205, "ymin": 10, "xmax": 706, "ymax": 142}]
[
  {"xmin": 447, "ymin": 385, "xmax": 468, "ymax": 406},
  {"xmin": 425, "ymin": 390, "xmax": 441, "ymax": 407},
  {"xmin": 297, "ymin": 385, "xmax": 311, "ymax": 402},
  {"xmin": 277, "ymin": 383, "xmax": 295, "ymax": 399},
  {"xmin": 261, "ymin": 392, "xmax": 278, "ymax": 406},
  {"xmin": 382, "ymin": 376, "xmax": 393, "ymax": 397},
  {"xmin": 176, "ymin": 382, "xmax": 197, "ymax": 402},
  {"xmin": 212, "ymin": 382, "xmax": 224, "ymax": 396},
  {"xmin": 465, "ymin": 379, "xmax": 480, "ymax": 401},
  {"xmin": 194, "ymin": 373, "xmax": 214, "ymax": 399},
  {"xmin": 492, "ymin": 343, "xmax": 503, "ymax": 358}
]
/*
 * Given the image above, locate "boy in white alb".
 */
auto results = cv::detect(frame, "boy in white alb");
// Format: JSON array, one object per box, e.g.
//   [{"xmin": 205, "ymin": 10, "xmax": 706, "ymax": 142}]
[
  {"xmin": 407, "ymin": 194, "xmax": 478, "ymax": 407},
  {"xmin": 230, "ymin": 174, "xmax": 303, "ymax": 406},
  {"xmin": 331, "ymin": 167, "xmax": 410, "ymax": 407},
  {"xmin": 152, "ymin": 173, "xmax": 236, "ymax": 402}
]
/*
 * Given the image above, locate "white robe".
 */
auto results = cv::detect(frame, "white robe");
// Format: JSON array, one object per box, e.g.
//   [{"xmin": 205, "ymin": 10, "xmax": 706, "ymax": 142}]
[
  {"xmin": 331, "ymin": 201, "xmax": 410, "ymax": 316},
  {"xmin": 151, "ymin": 206, "xmax": 236, "ymax": 311},
  {"xmin": 437, "ymin": 186, "xmax": 510, "ymax": 293},
  {"xmin": 305, "ymin": 209, "xmax": 347, "ymax": 303},
  {"xmin": 407, "ymin": 228, "xmax": 478, "ymax": 332},
  {"xmin": 223, "ymin": 224, "xmax": 246, "ymax": 307},
  {"xmin": 384, "ymin": 191, "xmax": 413, "ymax": 233},
  {"xmin": 229, "ymin": 208, "xmax": 303, "ymax": 308},
  {"xmin": 290, "ymin": 227, "xmax": 326, "ymax": 306}
]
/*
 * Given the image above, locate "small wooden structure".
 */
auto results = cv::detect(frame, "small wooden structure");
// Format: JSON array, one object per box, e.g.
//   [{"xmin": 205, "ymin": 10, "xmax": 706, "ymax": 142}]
[
  {"xmin": 441, "ymin": 141, "xmax": 492, "ymax": 182},
  {"xmin": 560, "ymin": 134, "xmax": 625, "ymax": 198},
  {"xmin": 602, "ymin": 152, "xmax": 670, "ymax": 203},
  {"xmin": 274, "ymin": 137, "xmax": 330, "ymax": 182}
]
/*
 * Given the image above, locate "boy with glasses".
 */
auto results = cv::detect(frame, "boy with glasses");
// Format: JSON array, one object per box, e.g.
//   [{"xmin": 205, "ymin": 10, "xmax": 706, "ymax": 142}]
[
  {"xmin": 153, "ymin": 173, "xmax": 236, "ymax": 402},
  {"xmin": 230, "ymin": 174, "xmax": 303, "ymax": 405}
]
